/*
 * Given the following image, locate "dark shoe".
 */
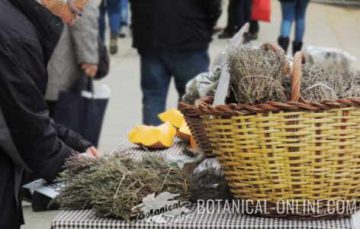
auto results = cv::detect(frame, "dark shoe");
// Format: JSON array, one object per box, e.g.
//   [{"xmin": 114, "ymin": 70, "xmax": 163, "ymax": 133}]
[
  {"xmin": 292, "ymin": 41, "xmax": 303, "ymax": 55},
  {"xmin": 277, "ymin": 36, "xmax": 290, "ymax": 53},
  {"xmin": 250, "ymin": 32, "xmax": 258, "ymax": 41},
  {"xmin": 249, "ymin": 20, "xmax": 259, "ymax": 36},
  {"xmin": 118, "ymin": 32, "xmax": 126, "ymax": 38},
  {"xmin": 218, "ymin": 31, "xmax": 234, "ymax": 39},
  {"xmin": 243, "ymin": 32, "xmax": 251, "ymax": 44},
  {"xmin": 245, "ymin": 32, "xmax": 258, "ymax": 42},
  {"xmin": 120, "ymin": 21, "xmax": 129, "ymax": 27},
  {"xmin": 110, "ymin": 33, "xmax": 118, "ymax": 55}
]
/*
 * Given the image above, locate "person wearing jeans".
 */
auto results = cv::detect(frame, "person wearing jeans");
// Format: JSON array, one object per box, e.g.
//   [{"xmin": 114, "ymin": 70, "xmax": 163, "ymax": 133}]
[
  {"xmin": 141, "ymin": 51, "xmax": 210, "ymax": 125},
  {"xmin": 219, "ymin": 0, "xmax": 252, "ymax": 39},
  {"xmin": 99, "ymin": 0, "xmax": 121, "ymax": 54},
  {"xmin": 278, "ymin": 0, "xmax": 310, "ymax": 55},
  {"xmin": 249, "ymin": 20, "xmax": 259, "ymax": 40},
  {"xmin": 130, "ymin": 0, "xmax": 221, "ymax": 125},
  {"xmin": 118, "ymin": 0, "xmax": 129, "ymax": 37}
]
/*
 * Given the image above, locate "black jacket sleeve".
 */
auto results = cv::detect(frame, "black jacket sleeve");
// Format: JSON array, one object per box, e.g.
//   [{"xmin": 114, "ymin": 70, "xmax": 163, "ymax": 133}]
[
  {"xmin": 201, "ymin": 0, "xmax": 222, "ymax": 31},
  {"xmin": 0, "ymin": 39, "xmax": 74, "ymax": 182},
  {"xmin": 52, "ymin": 121, "xmax": 92, "ymax": 152}
]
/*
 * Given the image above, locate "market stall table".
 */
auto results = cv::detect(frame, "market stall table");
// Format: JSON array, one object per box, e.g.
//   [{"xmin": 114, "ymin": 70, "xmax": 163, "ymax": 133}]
[
  {"xmin": 51, "ymin": 133, "xmax": 355, "ymax": 229},
  {"xmin": 51, "ymin": 208, "xmax": 353, "ymax": 229}
]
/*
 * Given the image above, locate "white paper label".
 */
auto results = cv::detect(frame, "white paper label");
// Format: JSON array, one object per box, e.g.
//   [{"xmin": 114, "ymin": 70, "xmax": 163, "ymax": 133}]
[{"xmin": 23, "ymin": 179, "xmax": 63, "ymax": 199}]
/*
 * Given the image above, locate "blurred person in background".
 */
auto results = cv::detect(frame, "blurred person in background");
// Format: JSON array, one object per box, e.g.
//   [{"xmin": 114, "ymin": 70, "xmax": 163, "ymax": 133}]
[
  {"xmin": 0, "ymin": 0, "xmax": 99, "ymax": 228},
  {"xmin": 248, "ymin": 20, "xmax": 260, "ymax": 41},
  {"xmin": 118, "ymin": 0, "xmax": 129, "ymax": 38},
  {"xmin": 46, "ymin": 0, "xmax": 99, "ymax": 117},
  {"xmin": 219, "ymin": 0, "xmax": 252, "ymax": 39},
  {"xmin": 277, "ymin": 0, "xmax": 310, "ymax": 55},
  {"xmin": 99, "ymin": 0, "xmax": 121, "ymax": 54},
  {"xmin": 130, "ymin": 0, "xmax": 221, "ymax": 125}
]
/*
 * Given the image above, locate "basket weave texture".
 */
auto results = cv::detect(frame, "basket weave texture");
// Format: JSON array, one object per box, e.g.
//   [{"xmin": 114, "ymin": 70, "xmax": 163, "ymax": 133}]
[{"xmin": 179, "ymin": 52, "xmax": 360, "ymax": 217}]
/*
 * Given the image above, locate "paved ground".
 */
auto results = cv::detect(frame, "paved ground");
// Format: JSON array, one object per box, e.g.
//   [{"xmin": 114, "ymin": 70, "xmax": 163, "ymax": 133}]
[{"xmin": 22, "ymin": 2, "xmax": 360, "ymax": 228}]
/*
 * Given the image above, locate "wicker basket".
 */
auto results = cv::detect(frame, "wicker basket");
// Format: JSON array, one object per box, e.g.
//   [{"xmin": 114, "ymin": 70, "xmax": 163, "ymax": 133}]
[
  {"xmin": 180, "ymin": 52, "xmax": 360, "ymax": 218},
  {"xmin": 179, "ymin": 97, "xmax": 215, "ymax": 157}
]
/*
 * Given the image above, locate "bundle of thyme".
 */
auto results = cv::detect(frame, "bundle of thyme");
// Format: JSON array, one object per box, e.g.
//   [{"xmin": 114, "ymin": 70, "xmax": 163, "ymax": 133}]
[
  {"xmin": 228, "ymin": 43, "xmax": 360, "ymax": 103},
  {"xmin": 228, "ymin": 44, "xmax": 289, "ymax": 104},
  {"xmin": 55, "ymin": 154, "xmax": 189, "ymax": 221},
  {"xmin": 182, "ymin": 42, "xmax": 359, "ymax": 105},
  {"xmin": 301, "ymin": 63, "xmax": 360, "ymax": 101}
]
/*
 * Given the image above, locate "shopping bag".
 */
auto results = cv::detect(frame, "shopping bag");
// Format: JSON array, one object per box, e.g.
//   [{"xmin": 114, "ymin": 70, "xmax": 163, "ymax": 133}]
[
  {"xmin": 54, "ymin": 76, "xmax": 110, "ymax": 147},
  {"xmin": 251, "ymin": 0, "xmax": 271, "ymax": 22},
  {"xmin": 94, "ymin": 37, "xmax": 110, "ymax": 80}
]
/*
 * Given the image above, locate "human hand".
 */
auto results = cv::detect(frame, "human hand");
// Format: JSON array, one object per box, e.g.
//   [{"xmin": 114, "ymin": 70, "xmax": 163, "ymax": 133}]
[
  {"xmin": 41, "ymin": 0, "xmax": 89, "ymax": 25},
  {"xmin": 81, "ymin": 63, "xmax": 98, "ymax": 78},
  {"xmin": 80, "ymin": 146, "xmax": 101, "ymax": 159}
]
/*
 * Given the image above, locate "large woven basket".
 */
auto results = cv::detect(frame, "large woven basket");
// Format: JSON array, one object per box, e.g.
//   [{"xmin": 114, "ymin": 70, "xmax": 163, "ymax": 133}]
[{"xmin": 180, "ymin": 53, "xmax": 360, "ymax": 218}]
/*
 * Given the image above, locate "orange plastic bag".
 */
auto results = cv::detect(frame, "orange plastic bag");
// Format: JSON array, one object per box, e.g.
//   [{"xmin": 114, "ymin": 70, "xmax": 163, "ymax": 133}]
[{"xmin": 251, "ymin": 0, "xmax": 271, "ymax": 22}]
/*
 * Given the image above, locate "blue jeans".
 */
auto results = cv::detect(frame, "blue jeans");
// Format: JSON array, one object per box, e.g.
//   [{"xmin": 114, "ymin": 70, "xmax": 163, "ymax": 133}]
[
  {"xmin": 280, "ymin": 0, "xmax": 310, "ymax": 42},
  {"xmin": 141, "ymin": 50, "xmax": 210, "ymax": 125},
  {"xmin": 120, "ymin": 0, "xmax": 129, "ymax": 27},
  {"xmin": 99, "ymin": 0, "xmax": 121, "ymax": 41}
]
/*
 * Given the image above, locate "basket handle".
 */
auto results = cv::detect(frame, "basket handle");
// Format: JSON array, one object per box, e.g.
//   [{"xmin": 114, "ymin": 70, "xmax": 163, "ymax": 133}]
[
  {"xmin": 261, "ymin": 43, "xmax": 290, "ymax": 75},
  {"xmin": 261, "ymin": 43, "xmax": 284, "ymax": 56},
  {"xmin": 291, "ymin": 52, "xmax": 304, "ymax": 102}
]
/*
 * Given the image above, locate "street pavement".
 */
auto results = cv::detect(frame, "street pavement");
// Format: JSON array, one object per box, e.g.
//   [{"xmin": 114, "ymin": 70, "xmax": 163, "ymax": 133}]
[{"xmin": 22, "ymin": 2, "xmax": 360, "ymax": 228}]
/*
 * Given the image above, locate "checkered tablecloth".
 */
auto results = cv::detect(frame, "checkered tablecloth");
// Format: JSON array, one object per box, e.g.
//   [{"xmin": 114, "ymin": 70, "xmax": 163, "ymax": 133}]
[
  {"xmin": 51, "ymin": 208, "xmax": 353, "ymax": 229},
  {"xmin": 51, "ymin": 132, "xmax": 355, "ymax": 229}
]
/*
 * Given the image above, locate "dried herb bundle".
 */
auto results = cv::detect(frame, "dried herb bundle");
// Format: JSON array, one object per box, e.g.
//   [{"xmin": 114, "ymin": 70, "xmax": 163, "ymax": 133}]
[
  {"xmin": 56, "ymin": 154, "xmax": 189, "ymax": 221},
  {"xmin": 228, "ymin": 45, "xmax": 289, "ymax": 104},
  {"xmin": 301, "ymin": 63, "xmax": 360, "ymax": 101},
  {"xmin": 54, "ymin": 156, "xmax": 101, "ymax": 210},
  {"xmin": 183, "ymin": 42, "xmax": 359, "ymax": 105}
]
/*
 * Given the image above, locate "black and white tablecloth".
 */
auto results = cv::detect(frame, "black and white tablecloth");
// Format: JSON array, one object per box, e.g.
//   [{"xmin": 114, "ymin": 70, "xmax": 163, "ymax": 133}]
[
  {"xmin": 50, "ymin": 132, "xmax": 355, "ymax": 229},
  {"xmin": 51, "ymin": 208, "xmax": 353, "ymax": 229}
]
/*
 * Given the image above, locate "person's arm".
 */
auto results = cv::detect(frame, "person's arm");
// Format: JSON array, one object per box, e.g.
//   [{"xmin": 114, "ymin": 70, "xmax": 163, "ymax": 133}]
[
  {"xmin": 0, "ymin": 39, "xmax": 73, "ymax": 182},
  {"xmin": 70, "ymin": 0, "xmax": 99, "ymax": 68},
  {"xmin": 51, "ymin": 121, "xmax": 92, "ymax": 153},
  {"xmin": 201, "ymin": 0, "xmax": 222, "ymax": 31}
]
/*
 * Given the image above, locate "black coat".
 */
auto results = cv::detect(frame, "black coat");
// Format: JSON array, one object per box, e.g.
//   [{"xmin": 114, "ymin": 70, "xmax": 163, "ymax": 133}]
[
  {"xmin": 0, "ymin": 0, "xmax": 92, "ymax": 228},
  {"xmin": 130, "ymin": 0, "xmax": 222, "ymax": 54}
]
